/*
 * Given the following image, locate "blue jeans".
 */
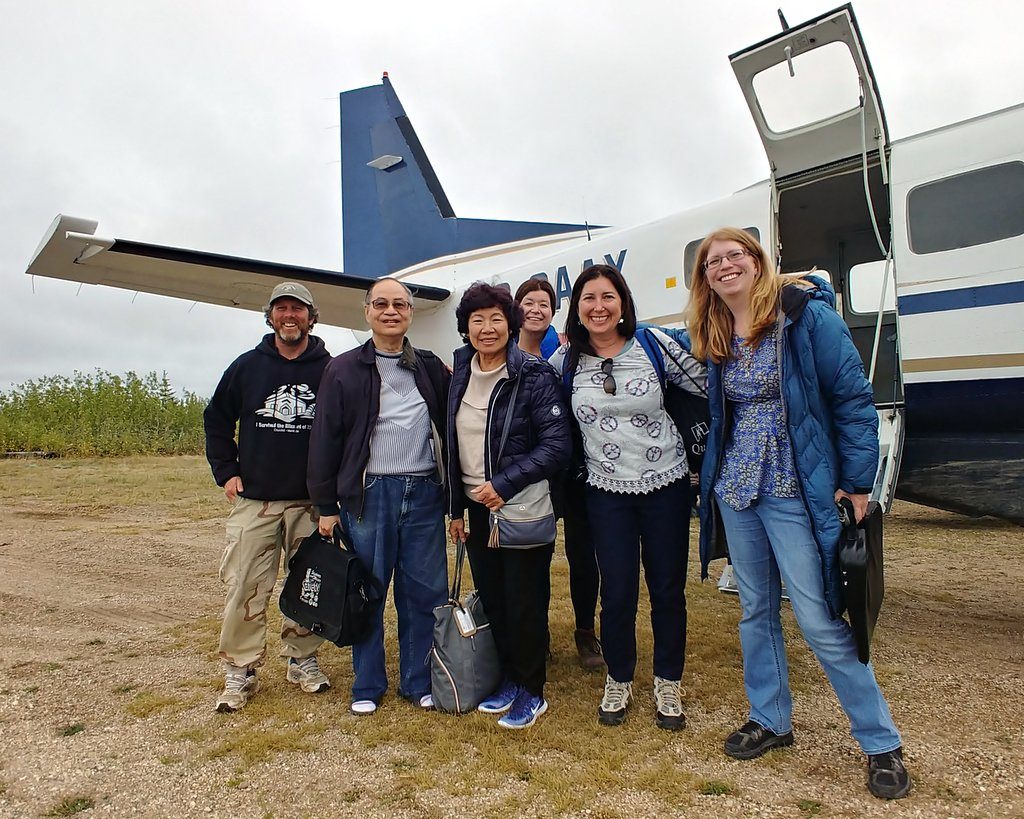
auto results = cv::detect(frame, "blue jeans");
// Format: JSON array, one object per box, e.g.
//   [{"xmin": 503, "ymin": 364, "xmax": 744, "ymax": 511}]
[
  {"xmin": 341, "ymin": 475, "xmax": 448, "ymax": 703},
  {"xmin": 715, "ymin": 493, "xmax": 902, "ymax": 754},
  {"xmin": 586, "ymin": 479, "xmax": 691, "ymax": 683}
]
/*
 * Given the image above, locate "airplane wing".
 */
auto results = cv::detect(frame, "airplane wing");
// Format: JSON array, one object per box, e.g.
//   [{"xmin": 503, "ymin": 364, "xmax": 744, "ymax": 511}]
[{"xmin": 26, "ymin": 215, "xmax": 452, "ymax": 328}]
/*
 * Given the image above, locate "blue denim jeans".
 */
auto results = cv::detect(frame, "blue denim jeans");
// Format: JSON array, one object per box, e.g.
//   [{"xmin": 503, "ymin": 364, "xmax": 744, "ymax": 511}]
[
  {"xmin": 341, "ymin": 475, "xmax": 448, "ymax": 703},
  {"xmin": 715, "ymin": 493, "xmax": 902, "ymax": 754}
]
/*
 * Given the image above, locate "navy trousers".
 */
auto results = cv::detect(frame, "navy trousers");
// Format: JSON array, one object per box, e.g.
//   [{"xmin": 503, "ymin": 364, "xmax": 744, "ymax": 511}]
[{"xmin": 585, "ymin": 478, "xmax": 691, "ymax": 682}]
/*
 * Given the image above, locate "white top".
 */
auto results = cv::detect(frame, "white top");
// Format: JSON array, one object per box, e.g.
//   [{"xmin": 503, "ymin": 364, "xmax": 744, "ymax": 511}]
[
  {"xmin": 550, "ymin": 328, "xmax": 706, "ymax": 495},
  {"xmin": 455, "ymin": 354, "xmax": 508, "ymax": 492}
]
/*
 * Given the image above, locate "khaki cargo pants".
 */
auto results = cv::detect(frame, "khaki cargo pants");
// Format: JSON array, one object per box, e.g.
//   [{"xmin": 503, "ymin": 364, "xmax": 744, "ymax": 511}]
[{"xmin": 218, "ymin": 497, "xmax": 325, "ymax": 670}]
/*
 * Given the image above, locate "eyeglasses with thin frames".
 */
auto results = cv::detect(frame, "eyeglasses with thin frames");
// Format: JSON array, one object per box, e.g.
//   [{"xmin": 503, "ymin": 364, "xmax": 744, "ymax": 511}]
[
  {"xmin": 368, "ymin": 298, "xmax": 412, "ymax": 312},
  {"xmin": 601, "ymin": 358, "xmax": 616, "ymax": 396},
  {"xmin": 704, "ymin": 248, "xmax": 750, "ymax": 271}
]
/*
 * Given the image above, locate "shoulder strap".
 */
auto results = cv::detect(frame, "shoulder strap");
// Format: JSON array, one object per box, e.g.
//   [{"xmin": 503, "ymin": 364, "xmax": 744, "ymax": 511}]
[
  {"xmin": 646, "ymin": 328, "xmax": 708, "ymax": 397},
  {"xmin": 494, "ymin": 374, "xmax": 523, "ymax": 468},
  {"xmin": 635, "ymin": 328, "xmax": 667, "ymax": 389}
]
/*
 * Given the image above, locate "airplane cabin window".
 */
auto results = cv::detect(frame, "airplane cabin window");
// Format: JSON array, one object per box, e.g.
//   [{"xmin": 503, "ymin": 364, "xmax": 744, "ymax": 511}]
[
  {"xmin": 683, "ymin": 227, "xmax": 760, "ymax": 288},
  {"xmin": 848, "ymin": 260, "xmax": 896, "ymax": 314},
  {"xmin": 751, "ymin": 42, "xmax": 861, "ymax": 134},
  {"xmin": 907, "ymin": 161, "xmax": 1024, "ymax": 254}
]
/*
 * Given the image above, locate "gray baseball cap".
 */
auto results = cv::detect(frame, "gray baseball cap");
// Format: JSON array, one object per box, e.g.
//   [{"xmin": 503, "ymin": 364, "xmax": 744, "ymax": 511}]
[{"xmin": 269, "ymin": 281, "xmax": 315, "ymax": 308}]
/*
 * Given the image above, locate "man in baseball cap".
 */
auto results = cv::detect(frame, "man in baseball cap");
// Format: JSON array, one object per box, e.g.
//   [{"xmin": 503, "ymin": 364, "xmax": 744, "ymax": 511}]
[{"xmin": 204, "ymin": 281, "xmax": 333, "ymax": 712}]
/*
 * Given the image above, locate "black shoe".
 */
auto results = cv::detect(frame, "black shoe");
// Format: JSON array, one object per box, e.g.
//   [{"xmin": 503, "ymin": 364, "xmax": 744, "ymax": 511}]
[
  {"xmin": 724, "ymin": 720, "xmax": 794, "ymax": 760},
  {"xmin": 867, "ymin": 747, "xmax": 911, "ymax": 800}
]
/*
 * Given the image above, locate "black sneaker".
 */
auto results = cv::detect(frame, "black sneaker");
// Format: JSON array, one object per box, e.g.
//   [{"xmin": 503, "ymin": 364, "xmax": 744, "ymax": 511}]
[
  {"xmin": 724, "ymin": 720, "xmax": 794, "ymax": 760},
  {"xmin": 867, "ymin": 747, "xmax": 911, "ymax": 800}
]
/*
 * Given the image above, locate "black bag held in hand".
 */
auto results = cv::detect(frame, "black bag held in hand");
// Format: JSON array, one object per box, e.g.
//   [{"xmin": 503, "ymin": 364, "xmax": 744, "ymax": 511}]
[
  {"xmin": 837, "ymin": 498, "xmax": 884, "ymax": 665},
  {"xmin": 430, "ymin": 538, "xmax": 502, "ymax": 713},
  {"xmin": 279, "ymin": 524, "xmax": 385, "ymax": 648}
]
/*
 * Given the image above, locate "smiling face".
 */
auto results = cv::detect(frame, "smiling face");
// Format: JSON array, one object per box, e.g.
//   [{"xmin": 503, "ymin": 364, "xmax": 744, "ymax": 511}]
[
  {"xmin": 704, "ymin": 238, "xmax": 760, "ymax": 303},
  {"xmin": 364, "ymin": 278, "xmax": 413, "ymax": 342},
  {"xmin": 519, "ymin": 290, "xmax": 554, "ymax": 334},
  {"xmin": 467, "ymin": 306, "xmax": 510, "ymax": 357},
  {"xmin": 578, "ymin": 275, "xmax": 623, "ymax": 340},
  {"xmin": 268, "ymin": 297, "xmax": 313, "ymax": 346}
]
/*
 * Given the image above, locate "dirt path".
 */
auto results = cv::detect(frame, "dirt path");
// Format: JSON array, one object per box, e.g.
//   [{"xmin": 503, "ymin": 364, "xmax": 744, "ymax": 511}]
[{"xmin": 0, "ymin": 457, "xmax": 1022, "ymax": 818}]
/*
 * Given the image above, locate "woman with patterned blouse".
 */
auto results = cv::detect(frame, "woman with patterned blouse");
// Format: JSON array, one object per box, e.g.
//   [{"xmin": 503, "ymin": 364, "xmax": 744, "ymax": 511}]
[
  {"xmin": 689, "ymin": 228, "xmax": 910, "ymax": 800},
  {"xmin": 550, "ymin": 264, "xmax": 707, "ymax": 730}
]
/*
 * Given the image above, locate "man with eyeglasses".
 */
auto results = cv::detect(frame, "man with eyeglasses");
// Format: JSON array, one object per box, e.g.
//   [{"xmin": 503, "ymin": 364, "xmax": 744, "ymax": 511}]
[
  {"xmin": 308, "ymin": 277, "xmax": 451, "ymax": 716},
  {"xmin": 204, "ymin": 281, "xmax": 333, "ymax": 713}
]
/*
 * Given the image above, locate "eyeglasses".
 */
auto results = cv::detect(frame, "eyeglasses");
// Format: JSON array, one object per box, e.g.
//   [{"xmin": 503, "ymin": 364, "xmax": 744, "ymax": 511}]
[
  {"xmin": 368, "ymin": 298, "xmax": 412, "ymax": 312},
  {"xmin": 704, "ymin": 249, "xmax": 750, "ymax": 271},
  {"xmin": 601, "ymin": 358, "xmax": 616, "ymax": 396}
]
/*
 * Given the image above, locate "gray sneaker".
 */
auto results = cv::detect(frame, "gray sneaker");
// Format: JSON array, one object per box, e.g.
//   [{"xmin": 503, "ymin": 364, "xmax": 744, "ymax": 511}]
[
  {"xmin": 653, "ymin": 676, "xmax": 685, "ymax": 731},
  {"xmin": 215, "ymin": 668, "xmax": 259, "ymax": 713},
  {"xmin": 287, "ymin": 656, "xmax": 330, "ymax": 693},
  {"xmin": 597, "ymin": 676, "xmax": 632, "ymax": 726}
]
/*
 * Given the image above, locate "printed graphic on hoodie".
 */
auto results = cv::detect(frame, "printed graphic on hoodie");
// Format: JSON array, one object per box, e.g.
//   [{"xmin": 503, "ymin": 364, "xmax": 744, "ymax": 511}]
[{"xmin": 255, "ymin": 384, "xmax": 317, "ymax": 431}]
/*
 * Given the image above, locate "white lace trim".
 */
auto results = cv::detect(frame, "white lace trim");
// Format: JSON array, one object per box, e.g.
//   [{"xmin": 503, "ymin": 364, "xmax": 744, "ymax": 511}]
[{"xmin": 587, "ymin": 462, "xmax": 688, "ymax": 495}]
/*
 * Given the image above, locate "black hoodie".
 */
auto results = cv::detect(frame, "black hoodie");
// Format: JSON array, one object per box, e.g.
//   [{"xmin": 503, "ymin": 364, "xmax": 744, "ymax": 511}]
[{"xmin": 204, "ymin": 333, "xmax": 331, "ymax": 500}]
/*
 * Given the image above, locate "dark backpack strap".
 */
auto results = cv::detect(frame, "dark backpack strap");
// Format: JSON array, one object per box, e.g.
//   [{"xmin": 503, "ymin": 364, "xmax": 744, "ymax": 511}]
[
  {"xmin": 646, "ymin": 328, "xmax": 708, "ymax": 397},
  {"xmin": 635, "ymin": 328, "xmax": 668, "ymax": 390}
]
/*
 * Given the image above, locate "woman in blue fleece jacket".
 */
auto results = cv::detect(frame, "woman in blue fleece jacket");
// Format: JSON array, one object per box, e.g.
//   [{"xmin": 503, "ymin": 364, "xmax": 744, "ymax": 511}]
[{"xmin": 689, "ymin": 228, "xmax": 910, "ymax": 800}]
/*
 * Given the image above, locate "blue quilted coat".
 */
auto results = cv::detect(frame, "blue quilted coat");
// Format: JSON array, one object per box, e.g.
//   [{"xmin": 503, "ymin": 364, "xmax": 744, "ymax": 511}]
[{"xmin": 698, "ymin": 277, "xmax": 879, "ymax": 617}]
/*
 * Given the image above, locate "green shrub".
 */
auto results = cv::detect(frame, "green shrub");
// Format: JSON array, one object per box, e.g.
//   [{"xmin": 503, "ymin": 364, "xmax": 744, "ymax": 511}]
[{"xmin": 0, "ymin": 370, "xmax": 206, "ymax": 456}]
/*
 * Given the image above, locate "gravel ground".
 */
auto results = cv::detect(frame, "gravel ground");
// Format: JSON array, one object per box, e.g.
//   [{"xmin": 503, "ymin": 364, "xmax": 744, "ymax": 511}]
[{"xmin": 0, "ymin": 457, "xmax": 1022, "ymax": 818}]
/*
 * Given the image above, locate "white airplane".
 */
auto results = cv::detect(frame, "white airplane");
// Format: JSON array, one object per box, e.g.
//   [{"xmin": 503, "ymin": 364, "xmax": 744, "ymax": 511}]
[{"xmin": 26, "ymin": 4, "xmax": 1024, "ymax": 525}]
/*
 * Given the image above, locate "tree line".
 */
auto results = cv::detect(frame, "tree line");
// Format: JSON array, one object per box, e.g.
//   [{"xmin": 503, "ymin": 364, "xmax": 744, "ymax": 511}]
[{"xmin": 0, "ymin": 370, "xmax": 206, "ymax": 456}]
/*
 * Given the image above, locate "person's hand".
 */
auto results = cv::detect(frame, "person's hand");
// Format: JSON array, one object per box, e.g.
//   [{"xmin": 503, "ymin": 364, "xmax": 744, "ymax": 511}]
[
  {"xmin": 319, "ymin": 514, "xmax": 341, "ymax": 538},
  {"xmin": 224, "ymin": 476, "xmax": 243, "ymax": 502},
  {"xmin": 471, "ymin": 482, "xmax": 505, "ymax": 511},
  {"xmin": 835, "ymin": 490, "xmax": 869, "ymax": 523},
  {"xmin": 449, "ymin": 517, "xmax": 467, "ymax": 544}
]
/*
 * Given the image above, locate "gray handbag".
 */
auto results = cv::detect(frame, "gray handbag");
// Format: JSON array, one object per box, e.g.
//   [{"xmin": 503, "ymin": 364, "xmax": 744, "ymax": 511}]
[
  {"xmin": 486, "ymin": 375, "xmax": 557, "ymax": 549},
  {"xmin": 430, "ymin": 538, "xmax": 502, "ymax": 714}
]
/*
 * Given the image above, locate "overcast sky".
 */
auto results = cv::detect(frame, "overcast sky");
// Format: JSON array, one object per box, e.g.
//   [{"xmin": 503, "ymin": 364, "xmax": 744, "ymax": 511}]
[{"xmin": 3, "ymin": 0, "xmax": 1023, "ymax": 397}]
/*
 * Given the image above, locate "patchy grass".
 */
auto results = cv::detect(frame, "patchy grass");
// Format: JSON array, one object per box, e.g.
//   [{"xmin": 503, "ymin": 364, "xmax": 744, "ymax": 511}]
[
  {"xmin": 45, "ymin": 795, "xmax": 95, "ymax": 816},
  {"xmin": 697, "ymin": 779, "xmax": 735, "ymax": 796},
  {"xmin": 125, "ymin": 691, "xmax": 182, "ymax": 718},
  {"xmin": 798, "ymin": 798, "xmax": 823, "ymax": 814},
  {"xmin": 207, "ymin": 723, "xmax": 326, "ymax": 768},
  {"xmin": 58, "ymin": 723, "xmax": 85, "ymax": 737}
]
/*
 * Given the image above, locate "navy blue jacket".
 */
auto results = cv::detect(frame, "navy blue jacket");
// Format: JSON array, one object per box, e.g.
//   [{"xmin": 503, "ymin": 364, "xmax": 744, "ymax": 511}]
[
  {"xmin": 447, "ymin": 342, "xmax": 572, "ymax": 518},
  {"xmin": 699, "ymin": 278, "xmax": 878, "ymax": 616}
]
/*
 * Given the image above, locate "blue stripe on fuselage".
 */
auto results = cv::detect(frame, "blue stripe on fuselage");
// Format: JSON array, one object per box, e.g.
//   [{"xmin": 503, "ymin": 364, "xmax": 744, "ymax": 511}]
[{"xmin": 898, "ymin": 280, "xmax": 1024, "ymax": 315}]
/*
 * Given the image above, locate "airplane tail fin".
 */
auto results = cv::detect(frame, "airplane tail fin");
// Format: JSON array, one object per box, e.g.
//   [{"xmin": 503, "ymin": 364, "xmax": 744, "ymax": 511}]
[{"xmin": 340, "ymin": 74, "xmax": 590, "ymax": 277}]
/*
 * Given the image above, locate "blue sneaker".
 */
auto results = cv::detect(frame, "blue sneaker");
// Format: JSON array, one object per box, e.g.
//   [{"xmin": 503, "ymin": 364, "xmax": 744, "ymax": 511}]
[
  {"xmin": 477, "ymin": 680, "xmax": 520, "ymax": 714},
  {"xmin": 498, "ymin": 689, "xmax": 548, "ymax": 729}
]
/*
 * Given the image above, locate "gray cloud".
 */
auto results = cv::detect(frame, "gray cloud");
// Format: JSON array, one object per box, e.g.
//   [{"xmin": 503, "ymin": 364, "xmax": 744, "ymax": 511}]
[{"xmin": 3, "ymin": 0, "xmax": 1023, "ymax": 395}]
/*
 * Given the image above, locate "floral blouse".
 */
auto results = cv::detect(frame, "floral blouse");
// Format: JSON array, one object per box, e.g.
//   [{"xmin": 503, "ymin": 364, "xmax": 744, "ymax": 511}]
[{"xmin": 714, "ymin": 327, "xmax": 799, "ymax": 510}]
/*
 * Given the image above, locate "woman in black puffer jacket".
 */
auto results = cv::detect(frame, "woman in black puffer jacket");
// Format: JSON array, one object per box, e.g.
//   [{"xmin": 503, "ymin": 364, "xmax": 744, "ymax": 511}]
[{"xmin": 446, "ymin": 282, "xmax": 571, "ymax": 729}]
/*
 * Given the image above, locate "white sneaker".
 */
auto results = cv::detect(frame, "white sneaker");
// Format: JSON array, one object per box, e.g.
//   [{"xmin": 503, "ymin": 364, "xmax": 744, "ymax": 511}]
[
  {"xmin": 286, "ymin": 656, "xmax": 330, "ymax": 693},
  {"xmin": 653, "ymin": 676, "xmax": 686, "ymax": 731},
  {"xmin": 597, "ymin": 675, "xmax": 632, "ymax": 726},
  {"xmin": 215, "ymin": 668, "xmax": 259, "ymax": 713},
  {"xmin": 350, "ymin": 699, "xmax": 378, "ymax": 716},
  {"xmin": 418, "ymin": 694, "xmax": 434, "ymax": 710}
]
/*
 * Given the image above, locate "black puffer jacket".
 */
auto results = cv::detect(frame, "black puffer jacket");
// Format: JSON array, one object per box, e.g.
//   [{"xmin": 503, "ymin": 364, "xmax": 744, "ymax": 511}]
[{"xmin": 447, "ymin": 342, "xmax": 571, "ymax": 518}]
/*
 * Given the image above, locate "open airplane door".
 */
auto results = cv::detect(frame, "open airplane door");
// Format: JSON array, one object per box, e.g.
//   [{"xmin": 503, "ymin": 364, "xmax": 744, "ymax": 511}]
[
  {"xmin": 730, "ymin": 4, "xmax": 903, "ymax": 512},
  {"xmin": 728, "ymin": 3, "xmax": 888, "ymax": 183}
]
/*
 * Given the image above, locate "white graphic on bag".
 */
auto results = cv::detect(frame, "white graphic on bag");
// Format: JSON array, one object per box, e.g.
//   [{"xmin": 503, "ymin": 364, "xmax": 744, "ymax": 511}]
[
  {"xmin": 299, "ymin": 567, "xmax": 322, "ymax": 607},
  {"xmin": 256, "ymin": 384, "xmax": 316, "ymax": 423},
  {"xmin": 551, "ymin": 404, "xmax": 562, "ymax": 417}
]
